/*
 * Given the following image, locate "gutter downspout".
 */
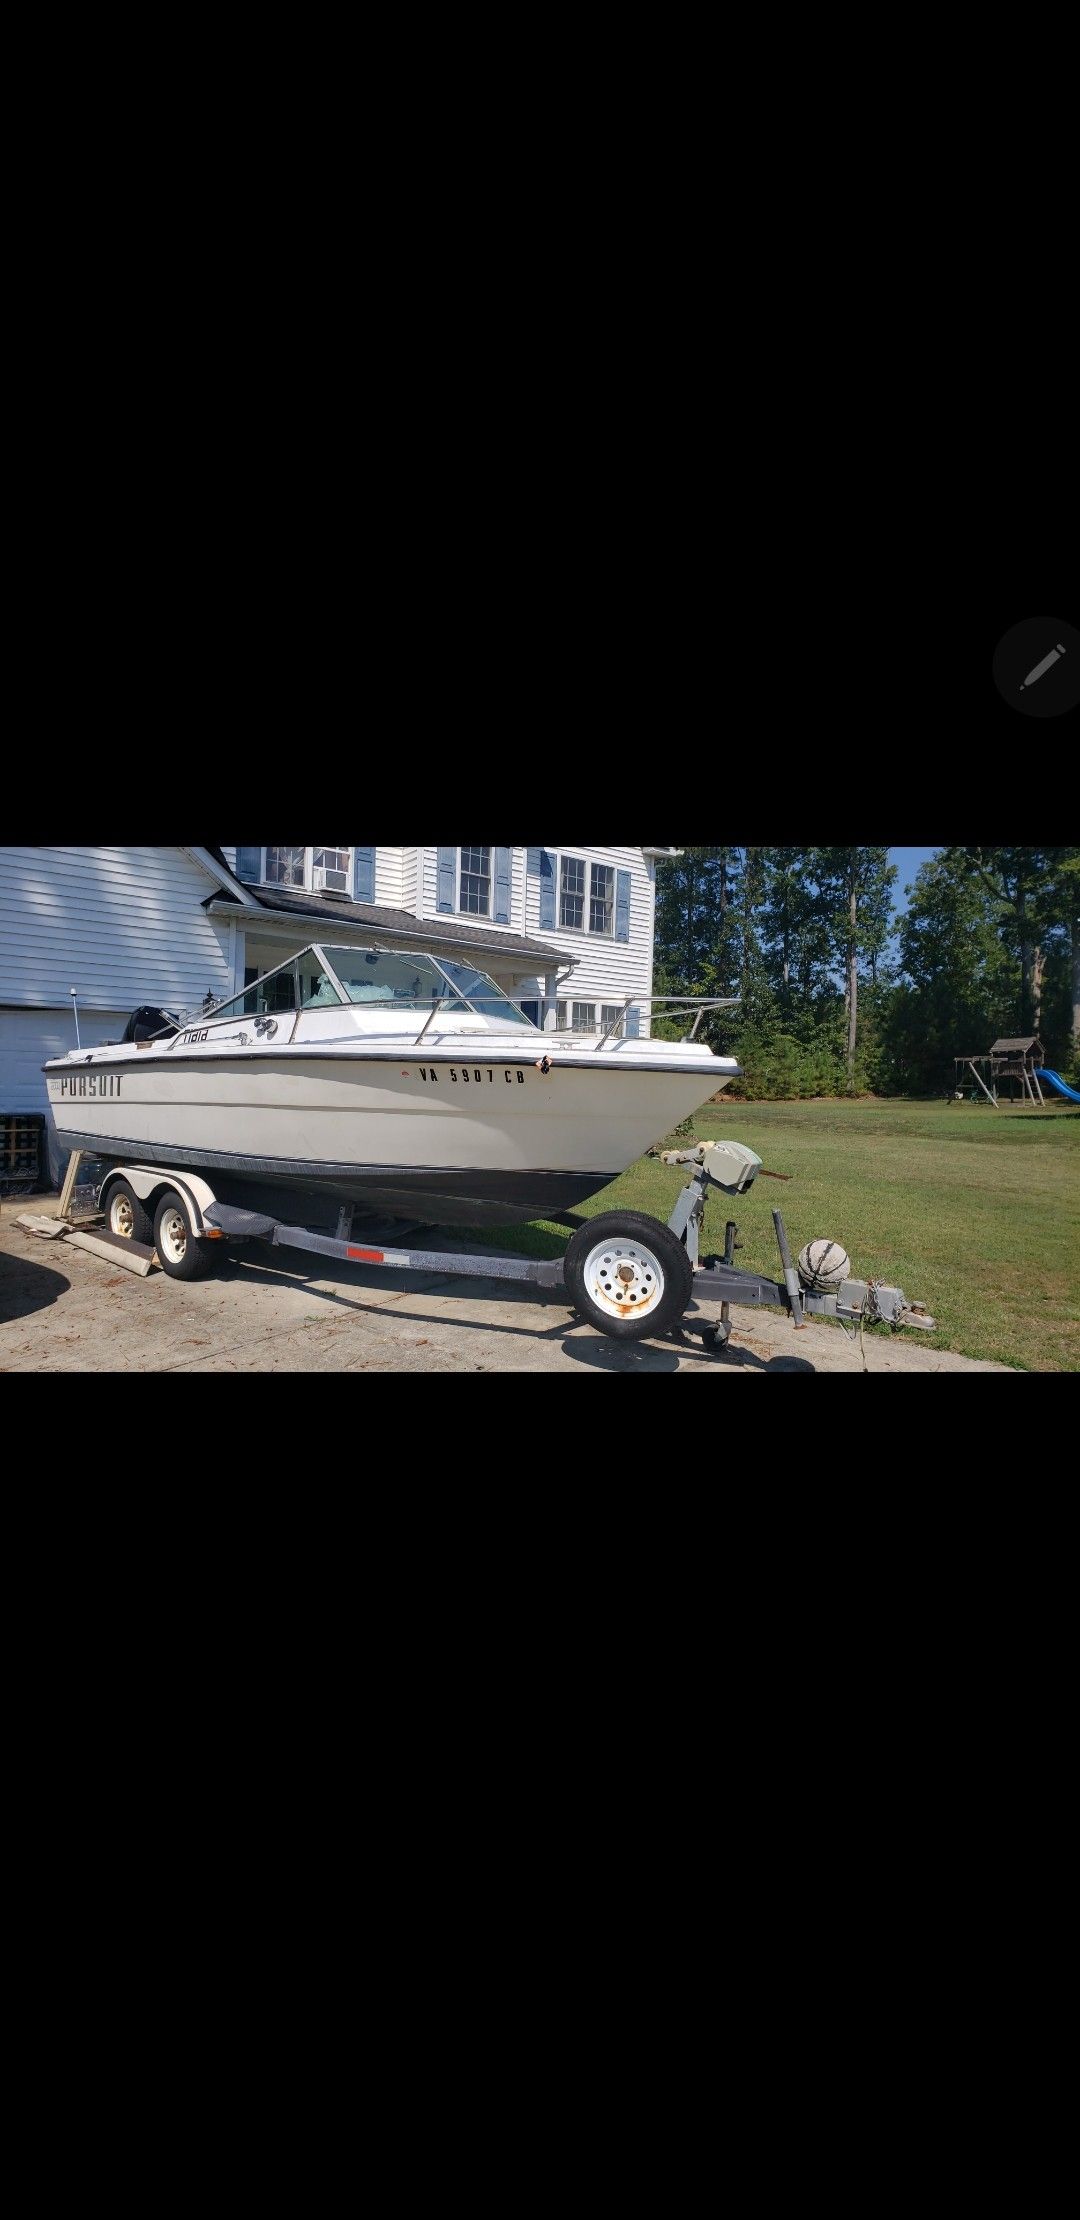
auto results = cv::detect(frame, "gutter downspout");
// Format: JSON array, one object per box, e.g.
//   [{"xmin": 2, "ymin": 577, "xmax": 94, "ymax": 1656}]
[{"xmin": 547, "ymin": 959, "xmax": 579, "ymax": 1032}]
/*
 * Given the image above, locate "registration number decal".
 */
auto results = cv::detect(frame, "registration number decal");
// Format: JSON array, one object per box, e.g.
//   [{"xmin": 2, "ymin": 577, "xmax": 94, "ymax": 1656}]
[{"xmin": 417, "ymin": 1067, "xmax": 526, "ymax": 1084}]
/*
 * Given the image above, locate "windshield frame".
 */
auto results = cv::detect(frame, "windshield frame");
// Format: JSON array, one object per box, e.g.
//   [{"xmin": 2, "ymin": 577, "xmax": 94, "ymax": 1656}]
[
  {"xmin": 189, "ymin": 943, "xmax": 542, "ymax": 1039},
  {"xmin": 316, "ymin": 945, "xmax": 540, "ymax": 1033}
]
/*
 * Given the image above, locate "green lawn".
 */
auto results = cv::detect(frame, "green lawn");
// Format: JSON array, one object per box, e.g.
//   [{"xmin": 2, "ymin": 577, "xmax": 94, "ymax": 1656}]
[{"xmin": 483, "ymin": 1098, "xmax": 1080, "ymax": 1371}]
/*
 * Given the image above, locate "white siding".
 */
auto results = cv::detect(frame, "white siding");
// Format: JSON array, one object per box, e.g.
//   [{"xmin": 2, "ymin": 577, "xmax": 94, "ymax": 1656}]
[
  {"xmin": 0, "ymin": 1008, "xmax": 129, "ymax": 1114},
  {"xmin": 0, "ymin": 847, "xmax": 234, "ymax": 1013},
  {"xmin": 401, "ymin": 848, "xmax": 419, "ymax": 917},
  {"xmin": 373, "ymin": 849, "xmax": 403, "ymax": 907}
]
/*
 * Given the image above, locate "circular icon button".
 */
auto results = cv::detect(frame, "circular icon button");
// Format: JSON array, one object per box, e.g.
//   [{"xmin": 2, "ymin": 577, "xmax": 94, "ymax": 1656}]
[{"xmin": 993, "ymin": 617, "xmax": 1080, "ymax": 717}]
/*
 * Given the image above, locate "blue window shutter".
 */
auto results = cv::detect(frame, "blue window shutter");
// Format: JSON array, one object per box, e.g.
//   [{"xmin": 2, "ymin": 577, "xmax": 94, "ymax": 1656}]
[
  {"xmin": 354, "ymin": 846, "xmax": 376, "ymax": 903},
  {"xmin": 615, "ymin": 869, "xmax": 631, "ymax": 942},
  {"xmin": 626, "ymin": 1006, "xmax": 640, "ymax": 1038},
  {"xmin": 538, "ymin": 849, "xmax": 555, "ymax": 930},
  {"xmin": 526, "ymin": 847, "xmax": 541, "ymax": 879},
  {"xmin": 494, "ymin": 847, "xmax": 512, "ymax": 925},
  {"xmin": 437, "ymin": 847, "xmax": 456, "ymax": 913},
  {"xmin": 236, "ymin": 847, "xmax": 261, "ymax": 882}
]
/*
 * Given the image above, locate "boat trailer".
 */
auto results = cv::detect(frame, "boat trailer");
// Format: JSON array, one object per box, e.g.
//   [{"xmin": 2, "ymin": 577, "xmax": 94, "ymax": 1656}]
[{"xmin": 80, "ymin": 1142, "xmax": 936, "ymax": 1353}]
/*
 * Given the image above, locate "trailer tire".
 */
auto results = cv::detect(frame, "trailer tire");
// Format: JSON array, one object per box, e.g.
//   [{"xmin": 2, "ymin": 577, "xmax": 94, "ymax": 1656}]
[
  {"xmin": 106, "ymin": 1179, "xmax": 154, "ymax": 1246},
  {"xmin": 154, "ymin": 1190, "xmax": 216, "ymax": 1282},
  {"xmin": 564, "ymin": 1211, "xmax": 693, "ymax": 1341}
]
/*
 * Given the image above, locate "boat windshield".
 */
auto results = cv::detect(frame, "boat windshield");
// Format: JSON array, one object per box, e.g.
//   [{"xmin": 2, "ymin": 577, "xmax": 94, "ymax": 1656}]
[{"xmin": 322, "ymin": 947, "xmax": 539, "ymax": 1027}]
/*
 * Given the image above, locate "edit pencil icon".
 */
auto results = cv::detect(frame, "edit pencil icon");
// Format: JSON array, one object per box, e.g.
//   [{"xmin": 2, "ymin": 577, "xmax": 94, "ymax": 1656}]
[{"xmin": 1020, "ymin": 644, "xmax": 1066, "ymax": 691}]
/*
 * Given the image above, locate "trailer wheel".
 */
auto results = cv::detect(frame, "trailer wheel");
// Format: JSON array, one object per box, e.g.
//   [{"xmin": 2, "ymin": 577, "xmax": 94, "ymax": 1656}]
[
  {"xmin": 154, "ymin": 1190, "xmax": 215, "ymax": 1281},
  {"xmin": 564, "ymin": 1211, "xmax": 693, "ymax": 1340},
  {"xmin": 106, "ymin": 1179, "xmax": 154, "ymax": 1246}
]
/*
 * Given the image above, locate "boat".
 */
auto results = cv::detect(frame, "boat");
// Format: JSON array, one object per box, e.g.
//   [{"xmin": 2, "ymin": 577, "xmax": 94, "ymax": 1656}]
[{"xmin": 43, "ymin": 943, "xmax": 742, "ymax": 1229}]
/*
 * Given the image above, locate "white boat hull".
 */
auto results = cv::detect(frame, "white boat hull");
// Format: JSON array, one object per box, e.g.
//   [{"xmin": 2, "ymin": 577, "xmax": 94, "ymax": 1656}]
[{"xmin": 46, "ymin": 1040, "xmax": 738, "ymax": 1227}]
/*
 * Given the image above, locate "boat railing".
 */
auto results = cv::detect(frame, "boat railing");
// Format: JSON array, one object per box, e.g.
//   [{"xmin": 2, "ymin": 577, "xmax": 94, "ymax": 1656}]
[{"xmin": 592, "ymin": 995, "xmax": 740, "ymax": 1051}]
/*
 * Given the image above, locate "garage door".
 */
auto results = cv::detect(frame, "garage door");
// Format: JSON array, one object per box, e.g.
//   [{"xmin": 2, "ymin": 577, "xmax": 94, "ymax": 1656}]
[{"xmin": 0, "ymin": 1009, "xmax": 128, "ymax": 1113}]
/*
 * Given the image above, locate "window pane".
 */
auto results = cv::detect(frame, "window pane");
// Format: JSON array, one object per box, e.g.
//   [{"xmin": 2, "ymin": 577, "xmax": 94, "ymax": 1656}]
[
  {"xmin": 589, "ymin": 863, "xmax": 614, "ymax": 935},
  {"xmin": 560, "ymin": 855, "xmax": 585, "ymax": 930},
  {"xmin": 600, "ymin": 1005, "xmax": 622, "ymax": 1032},
  {"xmin": 436, "ymin": 959, "xmax": 536, "ymax": 1025},
  {"xmin": 314, "ymin": 848, "xmax": 350, "ymax": 875},
  {"xmin": 460, "ymin": 846, "xmax": 491, "ymax": 916},
  {"xmin": 327, "ymin": 949, "xmax": 445, "ymax": 1005},
  {"xmin": 556, "ymin": 1001, "xmax": 572, "ymax": 1031},
  {"xmin": 300, "ymin": 963, "xmax": 344, "ymax": 1007},
  {"xmin": 265, "ymin": 846, "xmax": 306, "ymax": 887},
  {"xmin": 240, "ymin": 963, "xmax": 299, "ymax": 1016},
  {"xmin": 572, "ymin": 1002, "xmax": 595, "ymax": 1030}
]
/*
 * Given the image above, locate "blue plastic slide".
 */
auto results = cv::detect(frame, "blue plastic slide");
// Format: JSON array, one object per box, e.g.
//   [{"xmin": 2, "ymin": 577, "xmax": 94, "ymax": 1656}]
[{"xmin": 1035, "ymin": 1068, "xmax": 1080, "ymax": 1102}]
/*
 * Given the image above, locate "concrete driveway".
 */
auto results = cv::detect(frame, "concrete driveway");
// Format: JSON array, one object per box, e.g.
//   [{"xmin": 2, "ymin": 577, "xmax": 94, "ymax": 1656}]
[{"xmin": 0, "ymin": 1196, "xmax": 1013, "ymax": 1373}]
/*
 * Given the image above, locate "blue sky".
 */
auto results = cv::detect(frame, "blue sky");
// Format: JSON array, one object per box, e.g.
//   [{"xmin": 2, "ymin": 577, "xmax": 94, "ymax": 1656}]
[{"xmin": 890, "ymin": 847, "xmax": 940, "ymax": 916}]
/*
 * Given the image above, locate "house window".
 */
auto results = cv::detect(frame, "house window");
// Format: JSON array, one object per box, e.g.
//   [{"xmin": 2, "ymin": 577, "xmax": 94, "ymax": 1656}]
[
  {"xmin": 560, "ymin": 855, "xmax": 586, "ymax": 930},
  {"xmin": 590, "ymin": 865, "xmax": 614, "ymax": 936},
  {"xmin": 600, "ymin": 1004, "xmax": 622, "ymax": 1033},
  {"xmin": 558, "ymin": 1000, "xmax": 598, "ymax": 1031},
  {"xmin": 557, "ymin": 854, "xmax": 616, "ymax": 936},
  {"xmin": 241, "ymin": 848, "xmax": 358, "ymax": 895},
  {"xmin": 264, "ymin": 846, "xmax": 307, "ymax": 888},
  {"xmin": 459, "ymin": 847, "xmax": 491, "ymax": 917},
  {"xmin": 313, "ymin": 848, "xmax": 352, "ymax": 893}
]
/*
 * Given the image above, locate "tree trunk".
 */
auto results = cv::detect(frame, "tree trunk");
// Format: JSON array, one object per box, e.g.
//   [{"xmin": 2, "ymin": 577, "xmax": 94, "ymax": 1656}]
[
  {"xmin": 742, "ymin": 848, "xmax": 759, "ymax": 1007},
  {"xmin": 1031, "ymin": 943, "xmax": 1045, "ymax": 1037},
  {"xmin": 1072, "ymin": 914, "xmax": 1080, "ymax": 1055},
  {"xmin": 846, "ymin": 883, "xmax": 858, "ymax": 1078},
  {"xmin": 1017, "ymin": 871, "xmax": 1032, "ymax": 1031}
]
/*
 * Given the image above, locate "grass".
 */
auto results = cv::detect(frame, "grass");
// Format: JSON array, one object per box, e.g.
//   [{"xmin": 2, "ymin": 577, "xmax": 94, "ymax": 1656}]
[{"xmin": 480, "ymin": 1098, "xmax": 1080, "ymax": 1371}]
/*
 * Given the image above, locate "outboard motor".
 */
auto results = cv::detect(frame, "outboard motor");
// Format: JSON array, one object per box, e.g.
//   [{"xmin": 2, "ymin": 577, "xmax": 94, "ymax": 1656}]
[{"xmin": 121, "ymin": 1005, "xmax": 180, "ymax": 1044}]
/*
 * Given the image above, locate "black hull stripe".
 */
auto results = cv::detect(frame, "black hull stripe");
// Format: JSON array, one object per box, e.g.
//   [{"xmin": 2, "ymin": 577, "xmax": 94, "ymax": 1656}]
[{"xmin": 46, "ymin": 1051, "xmax": 741, "ymax": 1079}]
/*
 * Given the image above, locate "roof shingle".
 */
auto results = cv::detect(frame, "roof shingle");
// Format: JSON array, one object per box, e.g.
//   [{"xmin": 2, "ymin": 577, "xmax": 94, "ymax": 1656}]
[{"xmin": 208, "ymin": 883, "xmax": 568, "ymax": 966}]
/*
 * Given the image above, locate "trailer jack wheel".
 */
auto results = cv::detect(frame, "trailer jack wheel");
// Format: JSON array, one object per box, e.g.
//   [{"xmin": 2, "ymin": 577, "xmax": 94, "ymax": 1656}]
[{"xmin": 695, "ymin": 1320, "xmax": 732, "ymax": 1352}]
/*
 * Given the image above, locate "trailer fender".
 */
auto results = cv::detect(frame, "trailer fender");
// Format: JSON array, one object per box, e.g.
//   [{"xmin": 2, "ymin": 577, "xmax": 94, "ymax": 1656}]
[{"xmin": 97, "ymin": 1165, "xmax": 221, "ymax": 1237}]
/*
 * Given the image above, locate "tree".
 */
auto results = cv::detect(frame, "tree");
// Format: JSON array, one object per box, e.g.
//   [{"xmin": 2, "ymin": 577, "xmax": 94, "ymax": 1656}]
[
  {"xmin": 885, "ymin": 854, "xmax": 1012, "ymax": 1093},
  {"xmin": 952, "ymin": 847, "xmax": 1057, "ymax": 1034},
  {"xmin": 809, "ymin": 848, "xmax": 896, "ymax": 1081}
]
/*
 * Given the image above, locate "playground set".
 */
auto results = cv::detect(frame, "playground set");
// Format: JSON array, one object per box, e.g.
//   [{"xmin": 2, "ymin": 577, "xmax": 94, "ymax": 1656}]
[{"xmin": 952, "ymin": 1035, "xmax": 1080, "ymax": 1107}]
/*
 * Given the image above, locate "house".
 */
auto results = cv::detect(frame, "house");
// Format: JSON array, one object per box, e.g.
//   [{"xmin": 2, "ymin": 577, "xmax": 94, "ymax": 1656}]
[{"xmin": 0, "ymin": 846, "xmax": 679, "ymax": 1130}]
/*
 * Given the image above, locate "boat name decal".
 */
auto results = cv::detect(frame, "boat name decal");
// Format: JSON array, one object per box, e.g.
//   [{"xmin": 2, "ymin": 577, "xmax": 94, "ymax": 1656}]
[
  {"xmin": 417, "ymin": 1067, "xmax": 527, "ymax": 1084},
  {"xmin": 183, "ymin": 1028, "xmax": 210, "ymax": 1044},
  {"xmin": 57, "ymin": 1073, "xmax": 122, "ymax": 1097}
]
